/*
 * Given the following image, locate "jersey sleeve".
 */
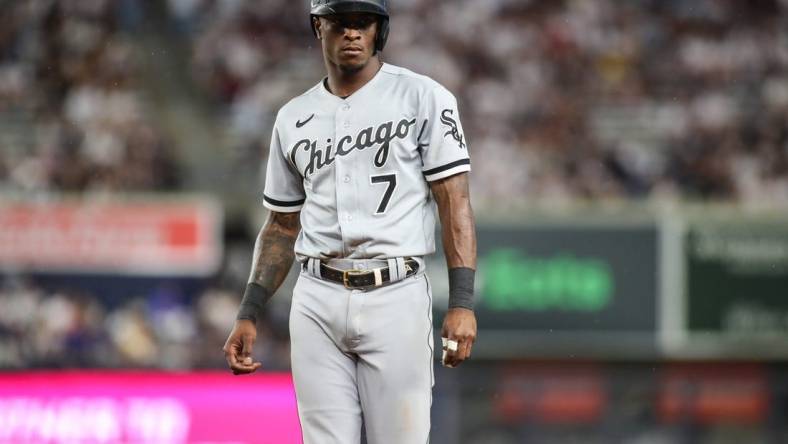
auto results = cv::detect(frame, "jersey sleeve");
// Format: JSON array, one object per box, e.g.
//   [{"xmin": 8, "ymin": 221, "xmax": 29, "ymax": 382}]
[
  {"xmin": 418, "ymin": 86, "xmax": 471, "ymax": 182},
  {"xmin": 262, "ymin": 121, "xmax": 305, "ymax": 212}
]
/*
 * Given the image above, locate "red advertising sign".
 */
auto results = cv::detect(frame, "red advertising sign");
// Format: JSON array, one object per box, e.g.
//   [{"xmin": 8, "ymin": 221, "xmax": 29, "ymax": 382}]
[
  {"xmin": 0, "ymin": 372, "xmax": 302, "ymax": 444},
  {"xmin": 0, "ymin": 198, "xmax": 221, "ymax": 275},
  {"xmin": 658, "ymin": 364, "xmax": 768, "ymax": 425}
]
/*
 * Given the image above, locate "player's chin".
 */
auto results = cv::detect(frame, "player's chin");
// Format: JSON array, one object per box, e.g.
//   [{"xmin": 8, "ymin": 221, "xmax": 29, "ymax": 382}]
[{"xmin": 337, "ymin": 54, "xmax": 370, "ymax": 72}]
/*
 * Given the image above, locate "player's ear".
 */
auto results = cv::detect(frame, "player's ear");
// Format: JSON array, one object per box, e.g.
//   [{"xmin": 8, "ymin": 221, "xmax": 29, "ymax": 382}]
[{"xmin": 313, "ymin": 17, "xmax": 322, "ymax": 39}]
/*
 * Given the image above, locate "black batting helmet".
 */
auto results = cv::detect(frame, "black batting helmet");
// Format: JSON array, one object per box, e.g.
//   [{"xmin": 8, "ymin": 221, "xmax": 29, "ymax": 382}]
[{"xmin": 310, "ymin": 0, "xmax": 390, "ymax": 52}]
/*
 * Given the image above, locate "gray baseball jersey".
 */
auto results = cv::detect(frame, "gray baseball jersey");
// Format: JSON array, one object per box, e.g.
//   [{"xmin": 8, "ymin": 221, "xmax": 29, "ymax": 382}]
[{"xmin": 262, "ymin": 63, "xmax": 470, "ymax": 259}]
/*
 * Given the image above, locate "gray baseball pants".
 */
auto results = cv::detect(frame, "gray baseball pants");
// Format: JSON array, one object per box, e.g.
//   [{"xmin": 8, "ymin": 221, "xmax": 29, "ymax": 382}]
[{"xmin": 289, "ymin": 258, "xmax": 434, "ymax": 444}]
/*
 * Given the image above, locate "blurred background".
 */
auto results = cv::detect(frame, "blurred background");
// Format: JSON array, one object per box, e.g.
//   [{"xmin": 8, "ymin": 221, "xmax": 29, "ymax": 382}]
[{"xmin": 1, "ymin": 0, "xmax": 787, "ymax": 443}]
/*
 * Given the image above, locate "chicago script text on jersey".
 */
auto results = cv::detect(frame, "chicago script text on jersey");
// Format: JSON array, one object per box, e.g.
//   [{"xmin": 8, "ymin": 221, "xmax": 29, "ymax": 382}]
[{"xmin": 291, "ymin": 117, "xmax": 419, "ymax": 178}]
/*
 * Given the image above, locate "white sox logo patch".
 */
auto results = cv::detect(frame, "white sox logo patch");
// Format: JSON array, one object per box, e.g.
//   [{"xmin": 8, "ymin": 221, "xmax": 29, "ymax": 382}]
[
  {"xmin": 290, "ymin": 117, "xmax": 418, "ymax": 178},
  {"xmin": 440, "ymin": 109, "xmax": 465, "ymax": 149}
]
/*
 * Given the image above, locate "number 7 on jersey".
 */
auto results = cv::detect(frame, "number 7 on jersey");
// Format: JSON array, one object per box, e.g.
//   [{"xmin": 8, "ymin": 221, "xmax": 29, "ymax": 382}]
[{"xmin": 370, "ymin": 174, "xmax": 397, "ymax": 214}]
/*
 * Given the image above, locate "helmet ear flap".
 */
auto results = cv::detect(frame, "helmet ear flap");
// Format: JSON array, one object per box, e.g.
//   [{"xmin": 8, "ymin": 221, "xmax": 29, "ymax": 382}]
[{"xmin": 375, "ymin": 17, "xmax": 389, "ymax": 52}]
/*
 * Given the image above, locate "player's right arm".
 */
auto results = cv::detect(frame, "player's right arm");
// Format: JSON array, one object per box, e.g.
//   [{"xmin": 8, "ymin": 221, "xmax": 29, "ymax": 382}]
[
  {"xmin": 223, "ymin": 210, "xmax": 301, "ymax": 375},
  {"xmin": 224, "ymin": 112, "xmax": 305, "ymax": 375}
]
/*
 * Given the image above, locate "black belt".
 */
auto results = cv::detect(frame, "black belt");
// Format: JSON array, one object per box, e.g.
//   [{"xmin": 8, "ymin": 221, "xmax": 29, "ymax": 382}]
[{"xmin": 305, "ymin": 258, "xmax": 419, "ymax": 289}]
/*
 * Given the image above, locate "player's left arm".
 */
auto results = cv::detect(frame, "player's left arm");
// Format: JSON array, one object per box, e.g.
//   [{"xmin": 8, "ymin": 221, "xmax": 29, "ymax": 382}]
[{"xmin": 430, "ymin": 171, "xmax": 477, "ymax": 368}]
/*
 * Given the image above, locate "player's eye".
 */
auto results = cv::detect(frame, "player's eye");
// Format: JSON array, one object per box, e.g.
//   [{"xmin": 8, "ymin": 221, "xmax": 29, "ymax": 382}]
[
  {"xmin": 325, "ymin": 16, "xmax": 376, "ymax": 30},
  {"xmin": 351, "ymin": 17, "xmax": 376, "ymax": 29}
]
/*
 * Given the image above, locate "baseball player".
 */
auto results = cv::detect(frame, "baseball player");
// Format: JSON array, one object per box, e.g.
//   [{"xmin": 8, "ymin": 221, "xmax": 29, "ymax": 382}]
[{"xmin": 223, "ymin": 1, "xmax": 477, "ymax": 442}]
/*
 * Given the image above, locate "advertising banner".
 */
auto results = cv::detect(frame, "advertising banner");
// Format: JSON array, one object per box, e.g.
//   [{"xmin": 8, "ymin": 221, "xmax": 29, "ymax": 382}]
[
  {"xmin": 0, "ymin": 372, "xmax": 301, "ymax": 444},
  {"xmin": 475, "ymin": 225, "xmax": 658, "ymax": 332},
  {"xmin": 0, "ymin": 197, "xmax": 222, "ymax": 276},
  {"xmin": 687, "ymin": 223, "xmax": 788, "ymax": 335}
]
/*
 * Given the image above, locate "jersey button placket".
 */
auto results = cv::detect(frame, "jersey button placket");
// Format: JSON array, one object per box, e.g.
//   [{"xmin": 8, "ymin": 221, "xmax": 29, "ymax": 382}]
[
  {"xmin": 342, "ymin": 103, "xmax": 361, "ymax": 248},
  {"xmin": 335, "ymin": 102, "xmax": 354, "ymax": 254},
  {"xmin": 342, "ymin": 103, "xmax": 351, "ymax": 129}
]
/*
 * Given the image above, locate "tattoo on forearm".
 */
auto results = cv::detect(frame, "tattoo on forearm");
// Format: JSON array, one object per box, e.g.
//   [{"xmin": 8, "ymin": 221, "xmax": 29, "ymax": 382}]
[
  {"xmin": 249, "ymin": 212, "xmax": 301, "ymax": 292},
  {"xmin": 430, "ymin": 173, "xmax": 477, "ymax": 269}
]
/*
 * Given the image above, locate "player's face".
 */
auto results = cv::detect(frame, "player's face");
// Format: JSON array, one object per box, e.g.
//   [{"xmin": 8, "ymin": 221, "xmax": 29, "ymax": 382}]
[{"xmin": 316, "ymin": 13, "xmax": 379, "ymax": 72}]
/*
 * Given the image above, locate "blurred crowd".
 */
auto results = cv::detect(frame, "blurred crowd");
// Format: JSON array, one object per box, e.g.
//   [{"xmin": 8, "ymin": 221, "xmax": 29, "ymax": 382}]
[
  {"xmin": 0, "ymin": 259, "xmax": 293, "ymax": 371},
  {"xmin": 0, "ymin": 0, "xmax": 179, "ymax": 193},
  {"xmin": 188, "ymin": 0, "xmax": 788, "ymax": 205},
  {"xmin": 2, "ymin": 0, "xmax": 786, "ymax": 199}
]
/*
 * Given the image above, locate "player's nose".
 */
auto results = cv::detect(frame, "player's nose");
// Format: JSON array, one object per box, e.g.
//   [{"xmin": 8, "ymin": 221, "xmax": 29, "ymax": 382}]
[{"xmin": 343, "ymin": 27, "xmax": 362, "ymax": 39}]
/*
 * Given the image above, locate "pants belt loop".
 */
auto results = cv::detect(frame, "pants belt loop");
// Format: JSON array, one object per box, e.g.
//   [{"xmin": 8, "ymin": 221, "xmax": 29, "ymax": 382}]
[
  {"xmin": 395, "ymin": 257, "xmax": 406, "ymax": 282},
  {"xmin": 308, "ymin": 258, "xmax": 320, "ymax": 278},
  {"xmin": 312, "ymin": 258, "xmax": 322, "ymax": 279},
  {"xmin": 387, "ymin": 258, "xmax": 398, "ymax": 281}
]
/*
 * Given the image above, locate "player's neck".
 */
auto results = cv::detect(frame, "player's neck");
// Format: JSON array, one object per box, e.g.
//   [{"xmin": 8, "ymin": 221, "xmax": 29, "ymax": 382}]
[{"xmin": 325, "ymin": 57, "xmax": 382, "ymax": 98}]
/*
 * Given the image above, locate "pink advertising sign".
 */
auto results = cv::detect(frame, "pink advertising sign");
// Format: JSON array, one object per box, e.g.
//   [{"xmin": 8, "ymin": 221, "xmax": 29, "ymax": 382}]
[
  {"xmin": 0, "ymin": 198, "xmax": 222, "ymax": 276},
  {"xmin": 0, "ymin": 372, "xmax": 302, "ymax": 444}
]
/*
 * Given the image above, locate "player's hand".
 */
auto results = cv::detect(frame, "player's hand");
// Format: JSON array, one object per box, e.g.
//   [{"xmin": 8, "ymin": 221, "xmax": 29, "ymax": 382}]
[
  {"xmin": 223, "ymin": 319, "xmax": 262, "ymax": 375},
  {"xmin": 440, "ymin": 307, "xmax": 477, "ymax": 368}
]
